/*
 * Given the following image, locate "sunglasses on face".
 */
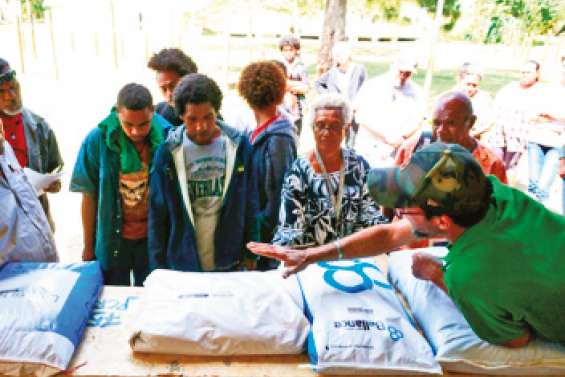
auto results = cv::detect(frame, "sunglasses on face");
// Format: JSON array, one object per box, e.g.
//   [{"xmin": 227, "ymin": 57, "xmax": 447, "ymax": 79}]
[{"xmin": 0, "ymin": 69, "xmax": 16, "ymax": 84}]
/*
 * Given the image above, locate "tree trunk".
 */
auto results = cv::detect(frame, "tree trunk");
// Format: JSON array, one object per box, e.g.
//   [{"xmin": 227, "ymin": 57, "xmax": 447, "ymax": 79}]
[{"xmin": 318, "ymin": 0, "xmax": 347, "ymax": 75}]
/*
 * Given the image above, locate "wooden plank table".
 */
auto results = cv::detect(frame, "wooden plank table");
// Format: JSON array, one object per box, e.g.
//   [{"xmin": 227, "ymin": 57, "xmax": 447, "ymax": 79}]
[{"xmin": 66, "ymin": 285, "xmax": 515, "ymax": 377}]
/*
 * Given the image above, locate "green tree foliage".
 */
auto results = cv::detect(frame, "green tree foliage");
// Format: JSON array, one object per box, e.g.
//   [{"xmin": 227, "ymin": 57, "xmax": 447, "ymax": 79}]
[
  {"xmin": 20, "ymin": 0, "xmax": 45, "ymax": 19},
  {"xmin": 366, "ymin": 0, "xmax": 402, "ymax": 21},
  {"xmin": 483, "ymin": 0, "xmax": 564, "ymax": 43},
  {"xmin": 417, "ymin": 0, "xmax": 461, "ymax": 31}
]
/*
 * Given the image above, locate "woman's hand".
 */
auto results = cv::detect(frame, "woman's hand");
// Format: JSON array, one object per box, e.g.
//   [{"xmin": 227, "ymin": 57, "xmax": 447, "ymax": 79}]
[{"xmin": 247, "ymin": 242, "xmax": 310, "ymax": 278}]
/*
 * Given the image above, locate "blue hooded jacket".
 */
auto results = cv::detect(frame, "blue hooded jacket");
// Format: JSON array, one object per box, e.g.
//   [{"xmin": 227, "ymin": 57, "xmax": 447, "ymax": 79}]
[
  {"xmin": 148, "ymin": 121, "xmax": 258, "ymax": 271},
  {"xmin": 249, "ymin": 115, "xmax": 297, "ymax": 250}
]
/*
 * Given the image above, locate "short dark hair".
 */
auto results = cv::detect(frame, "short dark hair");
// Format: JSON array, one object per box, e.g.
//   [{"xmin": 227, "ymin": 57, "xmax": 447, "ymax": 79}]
[
  {"xmin": 278, "ymin": 35, "xmax": 300, "ymax": 51},
  {"xmin": 421, "ymin": 175, "xmax": 493, "ymax": 228},
  {"xmin": 238, "ymin": 61, "xmax": 286, "ymax": 110},
  {"xmin": 117, "ymin": 83, "xmax": 153, "ymax": 110},
  {"xmin": 147, "ymin": 48, "xmax": 198, "ymax": 77},
  {"xmin": 173, "ymin": 73, "xmax": 223, "ymax": 116}
]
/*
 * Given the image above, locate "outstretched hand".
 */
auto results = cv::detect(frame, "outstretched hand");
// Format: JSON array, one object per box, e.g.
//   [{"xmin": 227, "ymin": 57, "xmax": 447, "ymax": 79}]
[{"xmin": 247, "ymin": 242, "xmax": 309, "ymax": 278}]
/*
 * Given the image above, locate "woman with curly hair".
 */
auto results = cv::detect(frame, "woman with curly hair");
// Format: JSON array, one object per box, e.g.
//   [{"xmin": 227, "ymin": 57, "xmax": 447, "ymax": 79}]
[{"xmin": 238, "ymin": 61, "xmax": 297, "ymax": 269}]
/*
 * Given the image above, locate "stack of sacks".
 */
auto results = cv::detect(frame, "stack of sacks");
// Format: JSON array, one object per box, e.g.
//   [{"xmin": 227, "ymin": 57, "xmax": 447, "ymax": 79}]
[
  {"xmin": 296, "ymin": 258, "xmax": 442, "ymax": 375},
  {"xmin": 388, "ymin": 248, "xmax": 565, "ymax": 375},
  {"xmin": 129, "ymin": 269, "xmax": 309, "ymax": 355},
  {"xmin": 0, "ymin": 262, "xmax": 103, "ymax": 377}
]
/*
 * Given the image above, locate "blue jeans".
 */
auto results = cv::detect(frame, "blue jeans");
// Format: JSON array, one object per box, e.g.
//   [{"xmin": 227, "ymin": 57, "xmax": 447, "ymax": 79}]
[{"xmin": 528, "ymin": 143, "xmax": 560, "ymax": 202}]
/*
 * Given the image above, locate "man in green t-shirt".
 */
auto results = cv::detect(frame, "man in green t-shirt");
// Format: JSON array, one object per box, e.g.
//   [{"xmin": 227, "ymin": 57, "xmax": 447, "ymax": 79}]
[{"xmin": 248, "ymin": 142, "xmax": 565, "ymax": 348}]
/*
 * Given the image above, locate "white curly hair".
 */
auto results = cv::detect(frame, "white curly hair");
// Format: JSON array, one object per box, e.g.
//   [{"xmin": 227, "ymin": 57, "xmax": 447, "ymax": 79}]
[{"xmin": 305, "ymin": 93, "xmax": 353, "ymax": 130}]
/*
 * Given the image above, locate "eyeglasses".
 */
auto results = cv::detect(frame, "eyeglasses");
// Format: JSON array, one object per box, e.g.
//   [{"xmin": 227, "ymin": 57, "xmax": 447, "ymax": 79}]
[
  {"xmin": 394, "ymin": 208, "xmax": 425, "ymax": 219},
  {"xmin": 0, "ymin": 70, "xmax": 16, "ymax": 84},
  {"xmin": 314, "ymin": 123, "xmax": 343, "ymax": 133}
]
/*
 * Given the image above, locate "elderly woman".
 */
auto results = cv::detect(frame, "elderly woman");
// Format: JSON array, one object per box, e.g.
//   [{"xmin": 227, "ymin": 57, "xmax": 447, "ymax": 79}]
[{"xmin": 272, "ymin": 94, "xmax": 389, "ymax": 247}]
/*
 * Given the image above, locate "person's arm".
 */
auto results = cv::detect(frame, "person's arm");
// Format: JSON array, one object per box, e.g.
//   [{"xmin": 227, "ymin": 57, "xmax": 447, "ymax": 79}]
[
  {"xmin": 248, "ymin": 219, "xmax": 416, "ymax": 277},
  {"xmin": 81, "ymin": 193, "xmax": 97, "ymax": 261},
  {"xmin": 354, "ymin": 65, "xmax": 368, "ymax": 98},
  {"xmin": 502, "ymin": 331, "xmax": 532, "ymax": 348},
  {"xmin": 70, "ymin": 129, "xmax": 102, "ymax": 261},
  {"xmin": 314, "ymin": 70, "xmax": 331, "ymax": 94}
]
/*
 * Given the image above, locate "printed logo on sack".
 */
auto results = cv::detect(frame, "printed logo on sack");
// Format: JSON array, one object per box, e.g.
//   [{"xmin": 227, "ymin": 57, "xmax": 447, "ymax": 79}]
[
  {"xmin": 319, "ymin": 260, "xmax": 392, "ymax": 293},
  {"xmin": 334, "ymin": 319, "xmax": 404, "ymax": 341},
  {"xmin": 0, "ymin": 287, "xmax": 60, "ymax": 303}
]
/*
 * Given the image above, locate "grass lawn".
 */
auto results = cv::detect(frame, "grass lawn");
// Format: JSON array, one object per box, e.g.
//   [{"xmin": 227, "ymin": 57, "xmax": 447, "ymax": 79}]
[{"xmin": 308, "ymin": 61, "xmax": 520, "ymax": 98}]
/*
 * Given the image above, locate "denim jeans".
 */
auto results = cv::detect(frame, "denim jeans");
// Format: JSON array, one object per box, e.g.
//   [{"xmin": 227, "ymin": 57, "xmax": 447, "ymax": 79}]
[
  {"xmin": 103, "ymin": 237, "xmax": 149, "ymax": 286},
  {"xmin": 528, "ymin": 143, "xmax": 560, "ymax": 202}
]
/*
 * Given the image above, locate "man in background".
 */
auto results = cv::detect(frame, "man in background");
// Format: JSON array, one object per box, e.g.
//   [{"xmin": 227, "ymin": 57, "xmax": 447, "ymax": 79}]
[
  {"xmin": 354, "ymin": 56, "xmax": 424, "ymax": 166},
  {"xmin": 147, "ymin": 48, "xmax": 198, "ymax": 127}
]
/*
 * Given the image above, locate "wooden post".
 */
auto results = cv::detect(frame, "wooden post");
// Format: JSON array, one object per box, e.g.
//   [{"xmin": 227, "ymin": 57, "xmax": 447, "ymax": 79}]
[
  {"xmin": 16, "ymin": 15, "xmax": 25, "ymax": 73},
  {"xmin": 109, "ymin": 0, "xmax": 119, "ymax": 69},
  {"xmin": 223, "ymin": 13, "xmax": 231, "ymax": 87},
  {"xmin": 46, "ymin": 7, "xmax": 59, "ymax": 80},
  {"xmin": 422, "ymin": 0, "xmax": 445, "ymax": 105},
  {"xmin": 26, "ymin": 0, "xmax": 37, "ymax": 57}
]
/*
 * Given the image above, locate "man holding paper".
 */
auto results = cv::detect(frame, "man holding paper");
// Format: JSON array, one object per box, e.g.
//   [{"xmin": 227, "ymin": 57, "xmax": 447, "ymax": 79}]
[{"xmin": 0, "ymin": 58, "xmax": 63, "ymax": 230}]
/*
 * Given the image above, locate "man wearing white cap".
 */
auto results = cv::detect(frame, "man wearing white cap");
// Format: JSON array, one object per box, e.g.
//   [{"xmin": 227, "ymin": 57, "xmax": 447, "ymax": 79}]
[{"xmin": 354, "ymin": 56, "xmax": 425, "ymax": 167}]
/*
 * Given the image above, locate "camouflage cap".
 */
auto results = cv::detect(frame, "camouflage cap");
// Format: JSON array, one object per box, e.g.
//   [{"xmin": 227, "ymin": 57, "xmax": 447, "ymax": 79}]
[{"xmin": 367, "ymin": 143, "xmax": 488, "ymax": 213}]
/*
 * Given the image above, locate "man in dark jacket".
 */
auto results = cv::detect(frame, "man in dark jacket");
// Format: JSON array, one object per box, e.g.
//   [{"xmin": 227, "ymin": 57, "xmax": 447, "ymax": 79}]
[
  {"xmin": 147, "ymin": 48, "xmax": 198, "ymax": 127},
  {"xmin": 0, "ymin": 58, "xmax": 63, "ymax": 230},
  {"xmin": 149, "ymin": 74, "xmax": 258, "ymax": 272},
  {"xmin": 238, "ymin": 61, "xmax": 297, "ymax": 269}
]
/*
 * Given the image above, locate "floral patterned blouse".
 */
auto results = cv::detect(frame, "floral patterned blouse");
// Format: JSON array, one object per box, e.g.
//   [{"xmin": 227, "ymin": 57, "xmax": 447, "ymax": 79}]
[{"xmin": 272, "ymin": 148, "xmax": 389, "ymax": 247}]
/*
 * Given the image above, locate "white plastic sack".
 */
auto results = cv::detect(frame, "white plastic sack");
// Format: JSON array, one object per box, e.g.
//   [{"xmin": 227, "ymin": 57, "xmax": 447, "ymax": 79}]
[
  {"xmin": 129, "ymin": 269, "xmax": 309, "ymax": 355},
  {"xmin": 0, "ymin": 262, "xmax": 103, "ymax": 377},
  {"xmin": 388, "ymin": 248, "xmax": 565, "ymax": 375},
  {"xmin": 296, "ymin": 258, "xmax": 441, "ymax": 375}
]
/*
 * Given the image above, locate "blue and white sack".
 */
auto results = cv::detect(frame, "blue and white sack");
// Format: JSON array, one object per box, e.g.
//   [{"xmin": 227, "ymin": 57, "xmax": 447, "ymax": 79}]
[
  {"xmin": 0, "ymin": 262, "xmax": 103, "ymax": 377},
  {"xmin": 388, "ymin": 248, "xmax": 565, "ymax": 375},
  {"xmin": 296, "ymin": 258, "xmax": 441, "ymax": 375}
]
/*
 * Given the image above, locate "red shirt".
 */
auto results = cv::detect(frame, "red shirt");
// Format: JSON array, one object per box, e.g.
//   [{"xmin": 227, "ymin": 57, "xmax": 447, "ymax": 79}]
[
  {"xmin": 250, "ymin": 114, "xmax": 280, "ymax": 144},
  {"xmin": 1, "ymin": 113, "xmax": 28, "ymax": 167}
]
